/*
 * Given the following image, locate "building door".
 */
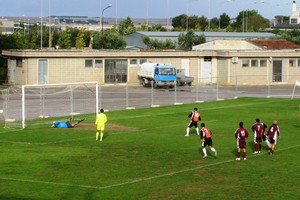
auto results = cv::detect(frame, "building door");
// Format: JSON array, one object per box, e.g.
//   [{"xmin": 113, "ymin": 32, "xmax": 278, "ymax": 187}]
[
  {"xmin": 104, "ymin": 59, "xmax": 128, "ymax": 83},
  {"xmin": 9, "ymin": 59, "xmax": 16, "ymax": 83},
  {"xmin": 181, "ymin": 59, "xmax": 190, "ymax": 76},
  {"xmin": 273, "ymin": 60, "xmax": 282, "ymax": 82},
  {"xmin": 202, "ymin": 57, "xmax": 212, "ymax": 83},
  {"xmin": 38, "ymin": 59, "xmax": 48, "ymax": 84}
]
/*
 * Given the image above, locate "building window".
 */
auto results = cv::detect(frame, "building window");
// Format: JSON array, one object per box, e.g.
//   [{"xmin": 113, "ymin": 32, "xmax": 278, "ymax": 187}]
[
  {"xmin": 204, "ymin": 57, "xmax": 212, "ymax": 62},
  {"xmin": 95, "ymin": 59, "xmax": 103, "ymax": 68},
  {"xmin": 289, "ymin": 59, "xmax": 296, "ymax": 67},
  {"xmin": 130, "ymin": 59, "xmax": 138, "ymax": 65},
  {"xmin": 251, "ymin": 60, "xmax": 259, "ymax": 67},
  {"xmin": 130, "ymin": 59, "xmax": 138, "ymax": 67},
  {"xmin": 298, "ymin": 59, "xmax": 300, "ymax": 67},
  {"xmin": 242, "ymin": 59, "xmax": 249, "ymax": 67},
  {"xmin": 85, "ymin": 60, "xmax": 93, "ymax": 68},
  {"xmin": 291, "ymin": 18, "xmax": 298, "ymax": 24},
  {"xmin": 140, "ymin": 59, "xmax": 147, "ymax": 65},
  {"xmin": 16, "ymin": 59, "xmax": 23, "ymax": 68},
  {"xmin": 105, "ymin": 59, "xmax": 128, "ymax": 83},
  {"xmin": 260, "ymin": 59, "xmax": 267, "ymax": 67}
]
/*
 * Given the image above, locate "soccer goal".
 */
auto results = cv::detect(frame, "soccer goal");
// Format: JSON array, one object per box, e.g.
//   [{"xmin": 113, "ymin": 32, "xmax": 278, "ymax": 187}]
[
  {"xmin": 291, "ymin": 80, "xmax": 300, "ymax": 99},
  {"xmin": 2, "ymin": 82, "xmax": 99, "ymax": 129}
]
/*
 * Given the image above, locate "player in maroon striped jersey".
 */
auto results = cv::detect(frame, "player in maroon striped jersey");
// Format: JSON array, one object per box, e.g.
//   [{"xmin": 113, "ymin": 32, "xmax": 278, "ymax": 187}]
[
  {"xmin": 252, "ymin": 118, "xmax": 265, "ymax": 154},
  {"xmin": 267, "ymin": 120, "xmax": 280, "ymax": 155},
  {"xmin": 235, "ymin": 122, "xmax": 249, "ymax": 160}
]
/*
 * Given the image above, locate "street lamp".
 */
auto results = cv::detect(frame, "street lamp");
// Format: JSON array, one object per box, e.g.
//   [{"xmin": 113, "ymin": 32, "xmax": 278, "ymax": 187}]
[
  {"xmin": 49, "ymin": 0, "xmax": 51, "ymax": 48},
  {"xmin": 40, "ymin": 0, "xmax": 43, "ymax": 49},
  {"xmin": 101, "ymin": 4, "xmax": 112, "ymax": 49}
]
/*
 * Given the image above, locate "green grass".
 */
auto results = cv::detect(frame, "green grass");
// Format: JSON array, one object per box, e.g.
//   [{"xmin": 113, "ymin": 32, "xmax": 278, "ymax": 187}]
[{"xmin": 0, "ymin": 97, "xmax": 299, "ymax": 200}]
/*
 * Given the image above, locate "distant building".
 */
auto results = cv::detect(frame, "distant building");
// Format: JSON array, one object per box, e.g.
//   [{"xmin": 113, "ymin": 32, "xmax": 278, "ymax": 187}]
[
  {"xmin": 2, "ymin": 39, "xmax": 300, "ymax": 87},
  {"xmin": 125, "ymin": 32, "xmax": 275, "ymax": 49},
  {"xmin": 0, "ymin": 19, "xmax": 14, "ymax": 35},
  {"xmin": 273, "ymin": 1, "xmax": 300, "ymax": 29},
  {"xmin": 290, "ymin": 1, "xmax": 300, "ymax": 24}
]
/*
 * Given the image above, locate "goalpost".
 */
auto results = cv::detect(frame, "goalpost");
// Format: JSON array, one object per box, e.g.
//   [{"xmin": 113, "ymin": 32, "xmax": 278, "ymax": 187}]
[
  {"xmin": 2, "ymin": 82, "xmax": 99, "ymax": 129},
  {"xmin": 291, "ymin": 80, "xmax": 300, "ymax": 99}
]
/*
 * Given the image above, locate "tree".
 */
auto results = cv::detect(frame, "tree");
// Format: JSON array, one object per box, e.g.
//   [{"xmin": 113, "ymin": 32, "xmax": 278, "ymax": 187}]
[
  {"xmin": 198, "ymin": 16, "xmax": 208, "ymax": 31},
  {"xmin": 92, "ymin": 28, "xmax": 126, "ymax": 49},
  {"xmin": 75, "ymin": 29, "xmax": 86, "ymax": 49},
  {"xmin": 28, "ymin": 24, "xmax": 39, "ymax": 49},
  {"xmin": 137, "ymin": 23, "xmax": 149, "ymax": 31},
  {"xmin": 178, "ymin": 30, "xmax": 205, "ymax": 50},
  {"xmin": 210, "ymin": 17, "xmax": 220, "ymax": 31},
  {"xmin": 188, "ymin": 15, "xmax": 199, "ymax": 30},
  {"xmin": 275, "ymin": 29, "xmax": 300, "ymax": 45},
  {"xmin": 118, "ymin": 17, "xmax": 136, "ymax": 36},
  {"xmin": 57, "ymin": 27, "xmax": 72, "ymax": 49},
  {"xmin": 143, "ymin": 36, "xmax": 176, "ymax": 49},
  {"xmin": 172, "ymin": 14, "xmax": 187, "ymax": 30},
  {"xmin": 149, "ymin": 24, "xmax": 167, "ymax": 32},
  {"xmin": 219, "ymin": 13, "xmax": 231, "ymax": 29},
  {"xmin": 232, "ymin": 10, "xmax": 270, "ymax": 32}
]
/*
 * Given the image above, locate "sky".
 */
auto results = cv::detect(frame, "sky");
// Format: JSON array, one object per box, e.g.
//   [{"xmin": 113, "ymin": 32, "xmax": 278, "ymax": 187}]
[{"xmin": 0, "ymin": 0, "xmax": 295, "ymax": 20}]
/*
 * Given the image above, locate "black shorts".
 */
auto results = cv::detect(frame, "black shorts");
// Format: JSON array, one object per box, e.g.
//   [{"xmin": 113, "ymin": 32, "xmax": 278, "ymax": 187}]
[
  {"xmin": 188, "ymin": 121, "xmax": 198, "ymax": 128},
  {"xmin": 203, "ymin": 138, "xmax": 213, "ymax": 147}
]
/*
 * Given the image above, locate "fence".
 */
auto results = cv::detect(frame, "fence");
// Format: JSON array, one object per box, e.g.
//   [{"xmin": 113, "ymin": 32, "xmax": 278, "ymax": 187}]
[{"xmin": 1, "ymin": 76, "xmax": 300, "ymax": 125}]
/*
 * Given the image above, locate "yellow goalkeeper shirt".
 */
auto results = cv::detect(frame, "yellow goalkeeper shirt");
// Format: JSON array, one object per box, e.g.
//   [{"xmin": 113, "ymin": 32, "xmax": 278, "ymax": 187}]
[{"xmin": 95, "ymin": 113, "xmax": 107, "ymax": 130}]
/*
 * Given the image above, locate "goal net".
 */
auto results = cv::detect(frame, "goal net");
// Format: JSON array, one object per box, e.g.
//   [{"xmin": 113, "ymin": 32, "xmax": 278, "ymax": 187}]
[{"xmin": 1, "ymin": 82, "xmax": 99, "ymax": 129}]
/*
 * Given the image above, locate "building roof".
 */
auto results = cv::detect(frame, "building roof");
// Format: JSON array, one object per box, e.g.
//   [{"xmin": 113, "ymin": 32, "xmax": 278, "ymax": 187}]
[
  {"xmin": 192, "ymin": 40, "xmax": 261, "ymax": 50},
  {"xmin": 192, "ymin": 39, "xmax": 300, "ymax": 51},
  {"xmin": 125, "ymin": 31, "xmax": 276, "ymax": 49},
  {"xmin": 247, "ymin": 40, "xmax": 300, "ymax": 50}
]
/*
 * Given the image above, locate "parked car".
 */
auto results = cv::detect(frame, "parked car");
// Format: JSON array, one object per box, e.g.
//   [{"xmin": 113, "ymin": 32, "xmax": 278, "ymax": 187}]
[{"xmin": 176, "ymin": 69, "xmax": 194, "ymax": 86}]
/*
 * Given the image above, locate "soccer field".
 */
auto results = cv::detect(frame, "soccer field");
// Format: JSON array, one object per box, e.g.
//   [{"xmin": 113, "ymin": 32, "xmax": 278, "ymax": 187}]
[{"xmin": 0, "ymin": 98, "xmax": 299, "ymax": 200}]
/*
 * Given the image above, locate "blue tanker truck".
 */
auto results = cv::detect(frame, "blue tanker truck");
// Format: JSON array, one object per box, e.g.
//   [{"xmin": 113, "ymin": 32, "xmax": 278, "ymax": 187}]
[{"xmin": 137, "ymin": 63, "xmax": 177, "ymax": 88}]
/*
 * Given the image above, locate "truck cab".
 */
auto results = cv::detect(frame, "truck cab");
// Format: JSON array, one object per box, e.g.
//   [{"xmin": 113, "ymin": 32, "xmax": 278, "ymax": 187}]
[
  {"xmin": 153, "ymin": 66, "xmax": 176, "ymax": 88},
  {"xmin": 137, "ymin": 63, "xmax": 177, "ymax": 88}
]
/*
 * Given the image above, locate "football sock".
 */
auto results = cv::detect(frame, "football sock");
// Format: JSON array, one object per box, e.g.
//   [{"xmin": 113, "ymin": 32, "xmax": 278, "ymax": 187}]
[
  {"xmin": 254, "ymin": 143, "xmax": 258, "ymax": 151},
  {"xmin": 100, "ymin": 132, "xmax": 103, "ymax": 141},
  {"xmin": 237, "ymin": 152, "xmax": 240, "ymax": 158},
  {"xmin": 265, "ymin": 140, "xmax": 270, "ymax": 148},
  {"xmin": 202, "ymin": 148, "xmax": 207, "ymax": 157},
  {"xmin": 195, "ymin": 127, "xmax": 199, "ymax": 135},
  {"xmin": 96, "ymin": 132, "xmax": 99, "ymax": 140},
  {"xmin": 78, "ymin": 119, "xmax": 85, "ymax": 124},
  {"xmin": 210, "ymin": 147, "xmax": 216, "ymax": 152},
  {"xmin": 186, "ymin": 128, "xmax": 190, "ymax": 136}
]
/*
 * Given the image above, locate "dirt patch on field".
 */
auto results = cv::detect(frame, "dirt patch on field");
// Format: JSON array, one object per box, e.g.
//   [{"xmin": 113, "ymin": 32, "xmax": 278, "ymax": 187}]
[{"xmin": 76, "ymin": 122, "xmax": 139, "ymax": 132}]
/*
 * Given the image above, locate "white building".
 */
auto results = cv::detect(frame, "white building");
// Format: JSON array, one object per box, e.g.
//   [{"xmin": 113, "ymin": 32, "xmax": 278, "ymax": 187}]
[
  {"xmin": 290, "ymin": 1, "xmax": 300, "ymax": 24},
  {"xmin": 0, "ymin": 19, "xmax": 14, "ymax": 35}
]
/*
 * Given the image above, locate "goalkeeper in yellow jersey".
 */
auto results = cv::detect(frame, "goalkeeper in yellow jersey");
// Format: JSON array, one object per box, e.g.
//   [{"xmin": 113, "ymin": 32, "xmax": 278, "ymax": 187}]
[{"xmin": 95, "ymin": 109, "xmax": 107, "ymax": 141}]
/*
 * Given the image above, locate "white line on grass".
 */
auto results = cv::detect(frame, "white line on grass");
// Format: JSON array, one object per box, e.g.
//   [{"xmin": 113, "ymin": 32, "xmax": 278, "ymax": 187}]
[
  {"xmin": 0, "ymin": 119, "xmax": 218, "ymax": 145},
  {"xmin": 0, "ymin": 136, "xmax": 94, "ymax": 145},
  {"xmin": 1, "ymin": 144, "xmax": 299, "ymax": 190}
]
